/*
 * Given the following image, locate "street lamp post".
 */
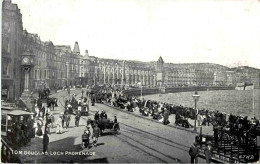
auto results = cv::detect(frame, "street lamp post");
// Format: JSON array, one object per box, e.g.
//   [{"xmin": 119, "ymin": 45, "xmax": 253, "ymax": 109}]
[
  {"xmin": 192, "ymin": 91, "xmax": 200, "ymax": 131},
  {"xmin": 141, "ymin": 84, "xmax": 142, "ymax": 99}
]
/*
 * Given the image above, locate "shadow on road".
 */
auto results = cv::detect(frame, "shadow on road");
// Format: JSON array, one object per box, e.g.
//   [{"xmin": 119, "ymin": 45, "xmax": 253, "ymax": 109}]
[{"xmin": 87, "ymin": 157, "xmax": 109, "ymax": 163}]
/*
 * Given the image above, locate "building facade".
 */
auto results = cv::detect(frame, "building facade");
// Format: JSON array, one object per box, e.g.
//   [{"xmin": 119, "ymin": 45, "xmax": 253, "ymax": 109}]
[
  {"xmin": 80, "ymin": 54, "xmax": 260, "ymax": 88},
  {"xmin": 2, "ymin": 0, "xmax": 24, "ymax": 100},
  {"xmin": 2, "ymin": 0, "xmax": 260, "ymax": 102}
]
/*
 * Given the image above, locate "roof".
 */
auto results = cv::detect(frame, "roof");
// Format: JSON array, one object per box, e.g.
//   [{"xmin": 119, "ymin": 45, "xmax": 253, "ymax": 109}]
[
  {"xmin": 158, "ymin": 56, "xmax": 164, "ymax": 63},
  {"xmin": 8, "ymin": 110, "xmax": 34, "ymax": 116},
  {"xmin": 1, "ymin": 107, "xmax": 34, "ymax": 116},
  {"xmin": 55, "ymin": 45, "xmax": 72, "ymax": 53},
  {"xmin": 73, "ymin": 41, "xmax": 80, "ymax": 54}
]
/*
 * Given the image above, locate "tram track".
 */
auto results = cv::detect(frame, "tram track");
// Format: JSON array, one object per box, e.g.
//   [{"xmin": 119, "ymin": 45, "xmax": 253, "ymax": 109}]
[
  {"xmin": 53, "ymin": 91, "xmax": 188, "ymax": 163},
  {"xmin": 84, "ymin": 110, "xmax": 186, "ymax": 163}
]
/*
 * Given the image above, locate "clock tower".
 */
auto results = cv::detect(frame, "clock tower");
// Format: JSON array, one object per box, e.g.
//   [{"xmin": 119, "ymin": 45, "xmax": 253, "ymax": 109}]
[{"xmin": 20, "ymin": 48, "xmax": 34, "ymax": 112}]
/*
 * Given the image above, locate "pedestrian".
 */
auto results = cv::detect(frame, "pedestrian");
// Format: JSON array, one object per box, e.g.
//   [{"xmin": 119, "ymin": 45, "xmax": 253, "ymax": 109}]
[
  {"xmin": 100, "ymin": 111, "xmax": 105, "ymax": 119},
  {"xmin": 27, "ymin": 116, "xmax": 35, "ymax": 138},
  {"xmin": 81, "ymin": 89, "xmax": 84, "ymax": 98},
  {"xmin": 50, "ymin": 113, "xmax": 55, "ymax": 128},
  {"xmin": 65, "ymin": 113, "xmax": 71, "ymax": 128},
  {"xmin": 61, "ymin": 112, "xmax": 65, "ymax": 128},
  {"xmin": 86, "ymin": 118, "xmax": 92, "ymax": 129},
  {"xmin": 41, "ymin": 106, "xmax": 46, "ymax": 119},
  {"xmin": 75, "ymin": 111, "xmax": 81, "ymax": 127},
  {"xmin": 103, "ymin": 111, "xmax": 107, "ymax": 119},
  {"xmin": 92, "ymin": 125, "xmax": 101, "ymax": 147},
  {"xmin": 204, "ymin": 141, "xmax": 213, "ymax": 163},
  {"xmin": 35, "ymin": 105, "xmax": 40, "ymax": 119},
  {"xmin": 94, "ymin": 111, "xmax": 100, "ymax": 120},
  {"xmin": 114, "ymin": 116, "xmax": 117, "ymax": 123},
  {"xmin": 56, "ymin": 115, "xmax": 63, "ymax": 134},
  {"xmin": 189, "ymin": 142, "xmax": 199, "ymax": 163},
  {"xmin": 36, "ymin": 118, "xmax": 43, "ymax": 136},
  {"xmin": 46, "ymin": 113, "xmax": 51, "ymax": 134},
  {"xmin": 43, "ymin": 133, "xmax": 49, "ymax": 154}
]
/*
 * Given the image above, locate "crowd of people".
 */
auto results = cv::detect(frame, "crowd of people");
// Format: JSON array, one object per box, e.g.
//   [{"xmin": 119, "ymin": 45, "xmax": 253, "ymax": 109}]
[
  {"xmin": 10, "ymin": 86, "xmax": 260, "ymax": 162},
  {"xmin": 93, "ymin": 87, "xmax": 260, "ymax": 130},
  {"xmin": 9, "ymin": 115, "xmax": 35, "ymax": 148}
]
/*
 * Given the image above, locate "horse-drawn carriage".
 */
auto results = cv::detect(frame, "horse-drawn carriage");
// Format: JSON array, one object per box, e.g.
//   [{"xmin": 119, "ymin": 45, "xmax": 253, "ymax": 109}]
[
  {"xmin": 96, "ymin": 93, "xmax": 107, "ymax": 103},
  {"xmin": 88, "ymin": 119, "xmax": 120, "ymax": 135},
  {"xmin": 38, "ymin": 88, "xmax": 51, "ymax": 100},
  {"xmin": 79, "ymin": 102, "xmax": 89, "ymax": 116},
  {"xmin": 114, "ymin": 96, "xmax": 128, "ymax": 109}
]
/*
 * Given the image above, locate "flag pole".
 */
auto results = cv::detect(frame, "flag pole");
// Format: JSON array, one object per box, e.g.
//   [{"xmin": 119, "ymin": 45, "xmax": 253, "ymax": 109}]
[
  {"xmin": 141, "ymin": 84, "xmax": 142, "ymax": 99},
  {"xmin": 253, "ymin": 86, "xmax": 255, "ymax": 118}
]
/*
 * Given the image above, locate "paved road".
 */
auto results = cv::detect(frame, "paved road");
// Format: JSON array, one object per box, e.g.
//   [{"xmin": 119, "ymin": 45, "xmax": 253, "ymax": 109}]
[{"xmin": 18, "ymin": 89, "xmax": 207, "ymax": 163}]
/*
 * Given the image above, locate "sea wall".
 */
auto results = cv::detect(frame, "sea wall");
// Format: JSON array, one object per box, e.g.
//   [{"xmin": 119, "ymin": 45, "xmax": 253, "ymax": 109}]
[
  {"xmin": 122, "ymin": 86, "xmax": 235, "ymax": 96},
  {"xmin": 165, "ymin": 86, "xmax": 235, "ymax": 93}
]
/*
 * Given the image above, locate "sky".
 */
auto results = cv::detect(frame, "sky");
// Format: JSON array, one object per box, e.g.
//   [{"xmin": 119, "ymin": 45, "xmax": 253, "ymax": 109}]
[{"xmin": 11, "ymin": 0, "xmax": 260, "ymax": 68}]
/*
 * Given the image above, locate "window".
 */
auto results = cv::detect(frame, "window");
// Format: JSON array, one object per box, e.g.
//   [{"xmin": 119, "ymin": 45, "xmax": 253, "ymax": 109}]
[
  {"xmin": 2, "ymin": 61, "xmax": 9, "ymax": 75},
  {"xmin": 7, "ymin": 38, "xmax": 10, "ymax": 53},
  {"xmin": 40, "ymin": 70, "xmax": 42, "ymax": 79},
  {"xmin": 44, "ymin": 70, "xmax": 47, "ymax": 78},
  {"xmin": 35, "ymin": 70, "xmax": 37, "ymax": 79}
]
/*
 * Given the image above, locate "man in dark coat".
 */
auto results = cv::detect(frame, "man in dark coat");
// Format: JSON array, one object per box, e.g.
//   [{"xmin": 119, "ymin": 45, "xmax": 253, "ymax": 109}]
[
  {"xmin": 100, "ymin": 111, "xmax": 105, "ymax": 119},
  {"xmin": 189, "ymin": 142, "xmax": 199, "ymax": 163},
  {"xmin": 204, "ymin": 142, "xmax": 213, "ymax": 163},
  {"xmin": 94, "ymin": 111, "xmax": 100, "ymax": 120},
  {"xmin": 103, "ymin": 112, "xmax": 107, "ymax": 119},
  {"xmin": 114, "ymin": 116, "xmax": 117, "ymax": 123},
  {"xmin": 41, "ymin": 106, "xmax": 45, "ymax": 119},
  {"xmin": 75, "ymin": 111, "xmax": 81, "ymax": 127},
  {"xmin": 43, "ymin": 133, "xmax": 49, "ymax": 154},
  {"xmin": 81, "ymin": 89, "xmax": 84, "ymax": 98},
  {"xmin": 37, "ymin": 99, "xmax": 42, "ymax": 109}
]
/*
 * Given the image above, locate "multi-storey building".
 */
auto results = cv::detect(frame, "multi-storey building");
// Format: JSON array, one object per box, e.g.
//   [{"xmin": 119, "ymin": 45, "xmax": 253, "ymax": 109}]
[
  {"xmin": 2, "ymin": 0, "xmax": 260, "ymax": 102},
  {"xmin": 2, "ymin": 0, "xmax": 23, "ymax": 100},
  {"xmin": 230, "ymin": 66, "xmax": 260, "ymax": 87},
  {"xmin": 80, "ymin": 53, "xmax": 260, "ymax": 88}
]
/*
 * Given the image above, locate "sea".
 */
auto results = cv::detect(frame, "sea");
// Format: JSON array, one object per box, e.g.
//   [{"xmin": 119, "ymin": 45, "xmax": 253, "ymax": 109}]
[{"xmin": 143, "ymin": 89, "xmax": 260, "ymax": 119}]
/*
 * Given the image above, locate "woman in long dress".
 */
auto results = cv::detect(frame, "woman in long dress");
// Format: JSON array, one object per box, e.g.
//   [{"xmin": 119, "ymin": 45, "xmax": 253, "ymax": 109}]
[
  {"xmin": 36, "ymin": 118, "xmax": 43, "ymax": 136},
  {"xmin": 56, "ymin": 115, "xmax": 63, "ymax": 134}
]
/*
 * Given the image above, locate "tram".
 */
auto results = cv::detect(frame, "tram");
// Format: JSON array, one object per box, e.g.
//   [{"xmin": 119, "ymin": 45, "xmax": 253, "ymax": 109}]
[{"xmin": 1, "ymin": 106, "xmax": 35, "ymax": 147}]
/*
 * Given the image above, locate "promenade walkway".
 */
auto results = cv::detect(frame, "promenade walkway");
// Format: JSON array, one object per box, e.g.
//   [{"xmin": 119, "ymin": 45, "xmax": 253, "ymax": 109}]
[
  {"xmin": 16, "ymin": 89, "xmax": 215, "ymax": 163},
  {"xmin": 102, "ymin": 102, "xmax": 214, "ymax": 136}
]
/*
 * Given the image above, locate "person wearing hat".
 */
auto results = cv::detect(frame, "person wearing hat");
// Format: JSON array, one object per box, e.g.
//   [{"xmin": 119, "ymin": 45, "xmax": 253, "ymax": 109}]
[
  {"xmin": 100, "ymin": 111, "xmax": 105, "ymax": 119},
  {"xmin": 103, "ymin": 111, "xmax": 107, "ymax": 119},
  {"xmin": 189, "ymin": 142, "xmax": 199, "ymax": 163},
  {"xmin": 75, "ymin": 110, "xmax": 81, "ymax": 127},
  {"xmin": 82, "ymin": 128, "xmax": 90, "ymax": 148},
  {"xmin": 94, "ymin": 111, "xmax": 100, "ymax": 120},
  {"xmin": 56, "ymin": 115, "xmax": 63, "ymax": 134},
  {"xmin": 43, "ymin": 133, "xmax": 49, "ymax": 154},
  {"xmin": 36, "ymin": 118, "xmax": 43, "ymax": 136},
  {"xmin": 50, "ymin": 113, "xmax": 55, "ymax": 128},
  {"xmin": 92, "ymin": 124, "xmax": 101, "ymax": 147},
  {"xmin": 204, "ymin": 141, "xmax": 213, "ymax": 163},
  {"xmin": 114, "ymin": 116, "xmax": 117, "ymax": 124}
]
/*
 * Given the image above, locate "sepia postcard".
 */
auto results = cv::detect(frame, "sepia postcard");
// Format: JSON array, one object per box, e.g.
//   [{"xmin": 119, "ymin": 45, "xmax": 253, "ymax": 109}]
[{"xmin": 1, "ymin": 0, "xmax": 260, "ymax": 163}]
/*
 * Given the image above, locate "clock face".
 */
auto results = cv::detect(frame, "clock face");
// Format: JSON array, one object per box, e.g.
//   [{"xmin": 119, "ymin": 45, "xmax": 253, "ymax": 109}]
[{"xmin": 23, "ymin": 57, "xmax": 29, "ymax": 64}]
